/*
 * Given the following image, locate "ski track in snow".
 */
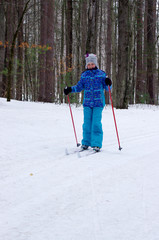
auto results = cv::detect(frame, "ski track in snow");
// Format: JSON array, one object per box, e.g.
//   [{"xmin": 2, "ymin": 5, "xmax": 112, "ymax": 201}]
[{"xmin": 0, "ymin": 98, "xmax": 159, "ymax": 240}]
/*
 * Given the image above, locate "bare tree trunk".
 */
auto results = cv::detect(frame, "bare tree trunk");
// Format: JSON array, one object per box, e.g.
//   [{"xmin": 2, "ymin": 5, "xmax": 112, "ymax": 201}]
[
  {"xmin": 16, "ymin": 0, "xmax": 24, "ymax": 100},
  {"xmin": 116, "ymin": 0, "xmax": 129, "ymax": 109},
  {"xmin": 24, "ymin": 12, "xmax": 28, "ymax": 101},
  {"xmin": 65, "ymin": 0, "xmax": 73, "ymax": 103},
  {"xmin": 143, "ymin": 0, "xmax": 148, "ymax": 102},
  {"xmin": 0, "ymin": 0, "xmax": 5, "ymax": 97},
  {"xmin": 157, "ymin": 1, "xmax": 159, "ymax": 103},
  {"xmin": 33, "ymin": 0, "xmax": 37, "ymax": 101},
  {"xmin": 59, "ymin": 0, "xmax": 65, "ymax": 104},
  {"xmin": 129, "ymin": 2, "xmax": 136, "ymax": 104},
  {"xmin": 38, "ymin": 0, "xmax": 47, "ymax": 101},
  {"xmin": 136, "ymin": 0, "xmax": 143, "ymax": 103},
  {"xmin": 6, "ymin": 0, "xmax": 31, "ymax": 101},
  {"xmin": 45, "ymin": 0, "xmax": 54, "ymax": 102},
  {"xmin": 80, "ymin": 0, "xmax": 87, "ymax": 104},
  {"xmin": 111, "ymin": 0, "xmax": 117, "ymax": 106},
  {"xmin": 75, "ymin": 0, "xmax": 81, "ymax": 105},
  {"xmin": 66, "ymin": 0, "xmax": 73, "ymax": 74},
  {"xmin": 105, "ymin": 0, "xmax": 112, "ymax": 104},
  {"xmin": 81, "ymin": 0, "xmax": 87, "ymax": 70},
  {"xmin": 106, "ymin": 0, "xmax": 112, "ymax": 77},
  {"xmin": 2, "ymin": 0, "xmax": 14, "ymax": 98},
  {"xmin": 98, "ymin": 0, "xmax": 102, "ymax": 69},
  {"xmin": 86, "ymin": 0, "xmax": 99, "ymax": 53},
  {"xmin": 146, "ymin": 0, "xmax": 156, "ymax": 104}
]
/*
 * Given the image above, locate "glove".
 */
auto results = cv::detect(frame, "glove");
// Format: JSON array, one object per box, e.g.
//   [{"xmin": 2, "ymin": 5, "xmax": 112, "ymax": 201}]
[
  {"xmin": 64, "ymin": 86, "xmax": 72, "ymax": 95},
  {"xmin": 105, "ymin": 77, "xmax": 112, "ymax": 86}
]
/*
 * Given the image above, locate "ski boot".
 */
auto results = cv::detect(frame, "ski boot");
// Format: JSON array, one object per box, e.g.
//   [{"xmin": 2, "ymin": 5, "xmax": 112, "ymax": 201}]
[
  {"xmin": 93, "ymin": 146, "xmax": 101, "ymax": 152},
  {"xmin": 81, "ymin": 145, "xmax": 89, "ymax": 150}
]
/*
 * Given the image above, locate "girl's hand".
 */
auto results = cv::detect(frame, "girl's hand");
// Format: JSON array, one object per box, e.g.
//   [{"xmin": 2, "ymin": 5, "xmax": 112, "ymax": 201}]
[
  {"xmin": 64, "ymin": 86, "xmax": 72, "ymax": 95},
  {"xmin": 105, "ymin": 77, "xmax": 112, "ymax": 86}
]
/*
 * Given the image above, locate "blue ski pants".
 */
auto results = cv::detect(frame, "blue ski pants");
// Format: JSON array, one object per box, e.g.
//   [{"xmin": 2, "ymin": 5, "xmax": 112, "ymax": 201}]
[{"xmin": 82, "ymin": 107, "xmax": 103, "ymax": 148}]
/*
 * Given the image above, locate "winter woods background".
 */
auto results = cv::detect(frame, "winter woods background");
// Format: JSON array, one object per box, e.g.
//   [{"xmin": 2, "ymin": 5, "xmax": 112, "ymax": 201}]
[{"xmin": 0, "ymin": 0, "xmax": 159, "ymax": 108}]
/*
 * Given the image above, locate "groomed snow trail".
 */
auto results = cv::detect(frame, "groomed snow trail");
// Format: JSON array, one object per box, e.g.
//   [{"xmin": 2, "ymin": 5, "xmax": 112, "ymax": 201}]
[{"xmin": 0, "ymin": 98, "xmax": 159, "ymax": 240}]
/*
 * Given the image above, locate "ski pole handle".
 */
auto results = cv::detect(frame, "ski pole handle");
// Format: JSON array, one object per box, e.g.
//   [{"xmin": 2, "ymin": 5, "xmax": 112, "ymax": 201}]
[
  {"xmin": 67, "ymin": 95, "xmax": 80, "ymax": 147},
  {"xmin": 108, "ymin": 86, "xmax": 122, "ymax": 150}
]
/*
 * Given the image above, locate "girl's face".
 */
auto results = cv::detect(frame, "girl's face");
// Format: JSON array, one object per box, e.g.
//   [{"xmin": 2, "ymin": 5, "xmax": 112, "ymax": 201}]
[{"xmin": 87, "ymin": 62, "xmax": 96, "ymax": 69}]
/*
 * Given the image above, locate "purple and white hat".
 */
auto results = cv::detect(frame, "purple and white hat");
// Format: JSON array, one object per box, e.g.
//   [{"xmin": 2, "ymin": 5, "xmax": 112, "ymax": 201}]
[{"xmin": 85, "ymin": 53, "xmax": 98, "ymax": 69}]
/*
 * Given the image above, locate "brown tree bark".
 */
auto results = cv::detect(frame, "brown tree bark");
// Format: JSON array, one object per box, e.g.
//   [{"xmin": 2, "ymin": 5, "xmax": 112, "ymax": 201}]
[
  {"xmin": 86, "ymin": 0, "xmax": 99, "ymax": 53},
  {"xmin": 111, "ymin": 0, "xmax": 118, "ymax": 106},
  {"xmin": 16, "ymin": 0, "xmax": 24, "ymax": 101},
  {"xmin": 45, "ymin": 0, "xmax": 54, "ymax": 102},
  {"xmin": 146, "ymin": 0, "xmax": 156, "ymax": 104},
  {"xmin": 38, "ymin": 0, "xmax": 47, "ymax": 101},
  {"xmin": 0, "ymin": 0, "xmax": 5, "ymax": 96},
  {"xmin": 116, "ymin": 0, "xmax": 129, "ymax": 109},
  {"xmin": 81, "ymin": 0, "xmax": 87, "ymax": 69},
  {"xmin": 6, "ymin": 0, "xmax": 31, "ymax": 101},
  {"xmin": 65, "ymin": 0, "xmax": 73, "ymax": 103},
  {"xmin": 59, "ymin": 0, "xmax": 65, "ymax": 104},
  {"xmin": 136, "ymin": 0, "xmax": 143, "ymax": 103},
  {"xmin": 2, "ymin": 0, "xmax": 14, "ymax": 98},
  {"xmin": 143, "ymin": 0, "xmax": 148, "ymax": 100},
  {"xmin": 98, "ymin": 0, "xmax": 102, "ymax": 69},
  {"xmin": 106, "ymin": 0, "xmax": 112, "ymax": 77},
  {"xmin": 66, "ymin": 0, "xmax": 73, "ymax": 74},
  {"xmin": 105, "ymin": 0, "xmax": 112, "ymax": 104}
]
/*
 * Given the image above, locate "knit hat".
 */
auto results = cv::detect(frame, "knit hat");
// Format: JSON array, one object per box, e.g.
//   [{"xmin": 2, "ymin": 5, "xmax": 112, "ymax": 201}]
[{"xmin": 85, "ymin": 53, "xmax": 98, "ymax": 69}]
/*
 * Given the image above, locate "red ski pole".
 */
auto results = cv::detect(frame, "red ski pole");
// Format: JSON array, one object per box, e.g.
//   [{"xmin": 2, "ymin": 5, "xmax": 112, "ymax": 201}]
[
  {"xmin": 108, "ymin": 86, "xmax": 122, "ymax": 150},
  {"xmin": 67, "ymin": 95, "xmax": 80, "ymax": 147}
]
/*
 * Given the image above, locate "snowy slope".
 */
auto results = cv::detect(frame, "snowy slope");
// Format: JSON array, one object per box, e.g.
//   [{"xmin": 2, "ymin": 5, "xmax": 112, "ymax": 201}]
[{"xmin": 0, "ymin": 97, "xmax": 159, "ymax": 240}]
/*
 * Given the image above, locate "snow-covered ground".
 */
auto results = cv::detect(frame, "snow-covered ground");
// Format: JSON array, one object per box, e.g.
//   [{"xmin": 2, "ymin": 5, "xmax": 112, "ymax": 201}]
[{"xmin": 0, "ymin": 97, "xmax": 159, "ymax": 240}]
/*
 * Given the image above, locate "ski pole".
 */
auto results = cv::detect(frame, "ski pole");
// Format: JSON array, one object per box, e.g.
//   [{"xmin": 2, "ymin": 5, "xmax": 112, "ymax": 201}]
[
  {"xmin": 108, "ymin": 86, "xmax": 122, "ymax": 150},
  {"xmin": 67, "ymin": 95, "xmax": 80, "ymax": 147}
]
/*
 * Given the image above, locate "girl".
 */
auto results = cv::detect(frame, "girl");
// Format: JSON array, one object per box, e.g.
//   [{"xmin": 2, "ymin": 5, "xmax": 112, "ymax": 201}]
[{"xmin": 64, "ymin": 53, "xmax": 112, "ymax": 152}]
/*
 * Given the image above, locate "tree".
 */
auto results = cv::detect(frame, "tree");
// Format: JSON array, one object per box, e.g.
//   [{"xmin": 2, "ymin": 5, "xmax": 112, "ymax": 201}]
[
  {"xmin": 66, "ymin": 0, "xmax": 73, "ymax": 75},
  {"xmin": 59, "ymin": 0, "xmax": 65, "ymax": 103},
  {"xmin": 146, "ymin": 0, "xmax": 157, "ymax": 104},
  {"xmin": 0, "ymin": 0, "xmax": 159, "ymax": 105},
  {"xmin": 81, "ymin": 0, "xmax": 87, "ymax": 69},
  {"xmin": 16, "ymin": 0, "xmax": 24, "ymax": 100},
  {"xmin": 116, "ymin": 0, "xmax": 129, "ymax": 109},
  {"xmin": 0, "ymin": 0, "xmax": 5, "ymax": 96},
  {"xmin": 1, "ymin": 0, "xmax": 14, "ymax": 98},
  {"xmin": 38, "ymin": 0, "xmax": 54, "ymax": 103},
  {"xmin": 86, "ymin": 0, "xmax": 99, "ymax": 53},
  {"xmin": 65, "ymin": 0, "xmax": 73, "ymax": 103},
  {"xmin": 111, "ymin": 0, "xmax": 118, "ymax": 105},
  {"xmin": 45, "ymin": 0, "xmax": 55, "ymax": 102},
  {"xmin": 106, "ymin": 0, "xmax": 112, "ymax": 77},
  {"xmin": 105, "ymin": 0, "xmax": 112, "ymax": 104},
  {"xmin": 38, "ymin": 1, "xmax": 47, "ymax": 102},
  {"xmin": 136, "ymin": 0, "xmax": 144, "ymax": 103},
  {"xmin": 6, "ymin": 0, "xmax": 31, "ymax": 101}
]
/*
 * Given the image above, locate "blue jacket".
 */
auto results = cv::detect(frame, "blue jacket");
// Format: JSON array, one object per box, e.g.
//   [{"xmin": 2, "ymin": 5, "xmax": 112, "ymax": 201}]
[{"xmin": 71, "ymin": 68, "xmax": 111, "ymax": 108}]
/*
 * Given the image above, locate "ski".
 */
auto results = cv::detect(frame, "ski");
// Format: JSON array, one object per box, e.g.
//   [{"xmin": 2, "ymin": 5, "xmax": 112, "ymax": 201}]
[
  {"xmin": 65, "ymin": 147, "xmax": 100, "ymax": 157},
  {"xmin": 78, "ymin": 148, "xmax": 100, "ymax": 158},
  {"xmin": 65, "ymin": 147, "xmax": 85, "ymax": 156}
]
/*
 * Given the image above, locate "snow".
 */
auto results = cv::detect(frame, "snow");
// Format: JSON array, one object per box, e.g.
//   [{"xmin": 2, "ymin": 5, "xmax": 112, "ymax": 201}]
[{"xmin": 0, "ymin": 97, "xmax": 159, "ymax": 240}]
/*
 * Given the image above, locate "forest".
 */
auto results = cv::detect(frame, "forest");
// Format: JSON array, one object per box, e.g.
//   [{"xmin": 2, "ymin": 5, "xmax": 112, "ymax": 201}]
[{"xmin": 0, "ymin": 0, "xmax": 158, "ymax": 108}]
